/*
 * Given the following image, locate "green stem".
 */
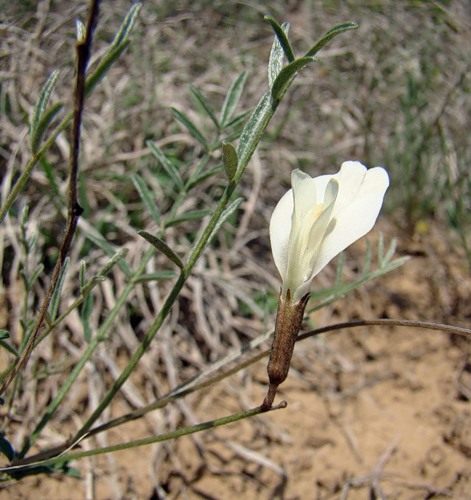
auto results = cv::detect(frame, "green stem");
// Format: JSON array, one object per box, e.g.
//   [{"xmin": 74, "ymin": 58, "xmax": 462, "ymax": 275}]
[{"xmin": 7, "ymin": 403, "xmax": 286, "ymax": 473}]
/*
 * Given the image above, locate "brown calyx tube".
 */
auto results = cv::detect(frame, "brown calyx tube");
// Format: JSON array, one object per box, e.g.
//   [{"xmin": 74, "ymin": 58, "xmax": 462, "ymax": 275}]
[{"xmin": 261, "ymin": 289, "xmax": 309, "ymax": 410}]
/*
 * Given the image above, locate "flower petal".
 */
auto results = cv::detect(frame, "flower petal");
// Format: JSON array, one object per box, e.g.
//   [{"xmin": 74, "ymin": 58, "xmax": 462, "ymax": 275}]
[
  {"xmin": 269, "ymin": 187, "xmax": 294, "ymax": 280},
  {"xmin": 311, "ymin": 162, "xmax": 389, "ymax": 277}
]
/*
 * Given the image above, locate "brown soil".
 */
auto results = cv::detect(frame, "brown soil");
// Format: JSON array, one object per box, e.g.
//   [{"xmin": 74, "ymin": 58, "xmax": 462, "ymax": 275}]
[{"xmin": 3, "ymin": 224, "xmax": 470, "ymax": 499}]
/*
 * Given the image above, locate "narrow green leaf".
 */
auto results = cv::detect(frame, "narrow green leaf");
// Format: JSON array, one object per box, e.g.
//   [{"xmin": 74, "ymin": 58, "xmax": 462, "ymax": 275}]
[
  {"xmin": 30, "ymin": 70, "xmax": 59, "ymax": 145},
  {"xmin": 83, "ymin": 4, "xmax": 140, "ymax": 96},
  {"xmin": 377, "ymin": 232, "xmax": 385, "ymax": 266},
  {"xmin": 110, "ymin": 3, "xmax": 141, "ymax": 49},
  {"xmin": 383, "ymin": 237, "xmax": 398, "ymax": 265},
  {"xmin": 237, "ymin": 93, "xmax": 273, "ymax": 174},
  {"xmin": 79, "ymin": 250, "xmax": 127, "ymax": 297},
  {"xmin": 85, "ymin": 233, "xmax": 132, "ymax": 277},
  {"xmin": 223, "ymin": 109, "xmax": 252, "ymax": 130},
  {"xmin": 79, "ymin": 260, "xmax": 87, "ymax": 290},
  {"xmin": 28, "ymin": 263, "xmax": 44, "ymax": 289},
  {"xmin": 137, "ymin": 231, "xmax": 184, "ymax": 269},
  {"xmin": 184, "ymin": 155, "xmax": 209, "ymax": 190},
  {"xmin": 165, "ymin": 209, "xmax": 212, "ymax": 228},
  {"xmin": 94, "ymin": 248, "xmax": 129, "ymax": 281},
  {"xmin": 171, "ymin": 107, "xmax": 208, "ymax": 147},
  {"xmin": 81, "ymin": 293, "xmax": 94, "ymax": 343},
  {"xmin": 222, "ymin": 142, "xmax": 238, "ymax": 181},
  {"xmin": 304, "ymin": 22, "xmax": 358, "ymax": 58},
  {"xmin": 310, "ymin": 253, "xmax": 409, "ymax": 312},
  {"xmin": 0, "ymin": 435, "xmax": 15, "ymax": 461},
  {"xmin": 48, "ymin": 257, "xmax": 69, "ymax": 322},
  {"xmin": 264, "ymin": 16, "xmax": 295, "ymax": 63},
  {"xmin": 267, "ymin": 20, "xmax": 290, "ymax": 88},
  {"xmin": 271, "ymin": 56, "xmax": 315, "ymax": 102},
  {"xmin": 40, "ymin": 156, "xmax": 63, "ymax": 204},
  {"xmin": 31, "ymin": 101, "xmax": 64, "ymax": 154},
  {"xmin": 190, "ymin": 85, "xmax": 220, "ymax": 129},
  {"xmin": 136, "ymin": 271, "xmax": 177, "ymax": 282},
  {"xmin": 61, "ymin": 466, "xmax": 82, "ymax": 479},
  {"xmin": 85, "ymin": 41, "xmax": 130, "ymax": 97},
  {"xmin": 0, "ymin": 339, "xmax": 19, "ymax": 357},
  {"xmin": 131, "ymin": 173, "xmax": 161, "ymax": 225},
  {"xmin": 186, "ymin": 164, "xmax": 224, "ymax": 191},
  {"xmin": 207, "ymin": 197, "xmax": 243, "ymax": 243},
  {"xmin": 147, "ymin": 141, "xmax": 184, "ymax": 190},
  {"xmin": 0, "ymin": 330, "xmax": 9, "ymax": 340},
  {"xmin": 220, "ymin": 72, "xmax": 247, "ymax": 128},
  {"xmin": 335, "ymin": 251, "xmax": 345, "ymax": 287}
]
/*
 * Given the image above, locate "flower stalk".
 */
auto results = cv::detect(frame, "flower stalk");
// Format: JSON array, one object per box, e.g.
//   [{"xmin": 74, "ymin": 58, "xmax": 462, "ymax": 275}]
[{"xmin": 262, "ymin": 289, "xmax": 309, "ymax": 410}]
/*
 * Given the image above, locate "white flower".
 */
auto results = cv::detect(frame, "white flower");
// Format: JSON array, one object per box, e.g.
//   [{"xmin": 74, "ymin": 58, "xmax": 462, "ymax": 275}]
[{"xmin": 270, "ymin": 161, "xmax": 389, "ymax": 302}]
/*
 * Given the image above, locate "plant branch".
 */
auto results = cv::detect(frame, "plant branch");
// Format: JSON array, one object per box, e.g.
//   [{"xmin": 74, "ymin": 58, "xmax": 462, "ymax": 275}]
[
  {"xmin": 6, "ymin": 402, "xmax": 287, "ymax": 472},
  {"xmin": 0, "ymin": 0, "xmax": 100, "ymax": 395}
]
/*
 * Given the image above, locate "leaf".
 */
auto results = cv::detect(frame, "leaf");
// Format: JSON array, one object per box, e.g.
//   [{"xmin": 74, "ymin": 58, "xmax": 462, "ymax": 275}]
[
  {"xmin": 147, "ymin": 141, "xmax": 184, "ymax": 190},
  {"xmin": 271, "ymin": 56, "xmax": 315, "ymax": 102},
  {"xmin": 85, "ymin": 232, "xmax": 132, "ymax": 277},
  {"xmin": 0, "ymin": 435, "xmax": 15, "ymax": 461},
  {"xmin": 220, "ymin": 72, "xmax": 247, "ymax": 127},
  {"xmin": 383, "ymin": 237, "xmax": 398, "ymax": 265},
  {"xmin": 171, "ymin": 107, "xmax": 208, "ymax": 148},
  {"xmin": 190, "ymin": 85, "xmax": 219, "ymax": 129},
  {"xmin": 61, "ymin": 465, "xmax": 82, "ymax": 479},
  {"xmin": 304, "ymin": 22, "xmax": 358, "ymax": 58},
  {"xmin": 28, "ymin": 263, "xmax": 44, "ymax": 289},
  {"xmin": 81, "ymin": 293, "xmax": 94, "ymax": 343},
  {"xmin": 48, "ymin": 257, "xmax": 69, "ymax": 322},
  {"xmin": 377, "ymin": 232, "xmax": 385, "ymax": 266},
  {"xmin": 0, "ymin": 339, "xmax": 19, "ymax": 357},
  {"xmin": 85, "ymin": 41, "xmax": 130, "ymax": 97},
  {"xmin": 335, "ymin": 251, "xmax": 345, "ymax": 287},
  {"xmin": 85, "ymin": 3, "xmax": 141, "ymax": 97},
  {"xmin": 222, "ymin": 142, "xmax": 238, "ymax": 181},
  {"xmin": 0, "ymin": 330, "xmax": 9, "ymax": 340},
  {"xmin": 31, "ymin": 101, "xmax": 64, "ymax": 154},
  {"xmin": 265, "ymin": 16, "xmax": 295, "ymax": 63},
  {"xmin": 95, "ymin": 248, "xmax": 129, "ymax": 279},
  {"xmin": 165, "ymin": 209, "xmax": 212, "ymax": 228},
  {"xmin": 223, "ymin": 109, "xmax": 252, "ymax": 130},
  {"xmin": 136, "ymin": 270, "xmax": 178, "ymax": 282},
  {"xmin": 79, "ymin": 260, "xmax": 87, "ymax": 290},
  {"xmin": 110, "ymin": 3, "xmax": 141, "ymax": 49},
  {"xmin": 40, "ymin": 156, "xmax": 63, "ymax": 204},
  {"xmin": 137, "ymin": 231, "xmax": 184, "ymax": 269},
  {"xmin": 186, "ymin": 164, "xmax": 224, "ymax": 191},
  {"xmin": 30, "ymin": 70, "xmax": 59, "ymax": 151},
  {"xmin": 267, "ymin": 20, "xmax": 290, "ymax": 88},
  {"xmin": 237, "ymin": 92, "xmax": 273, "ymax": 172},
  {"xmin": 131, "ymin": 173, "xmax": 161, "ymax": 225}
]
